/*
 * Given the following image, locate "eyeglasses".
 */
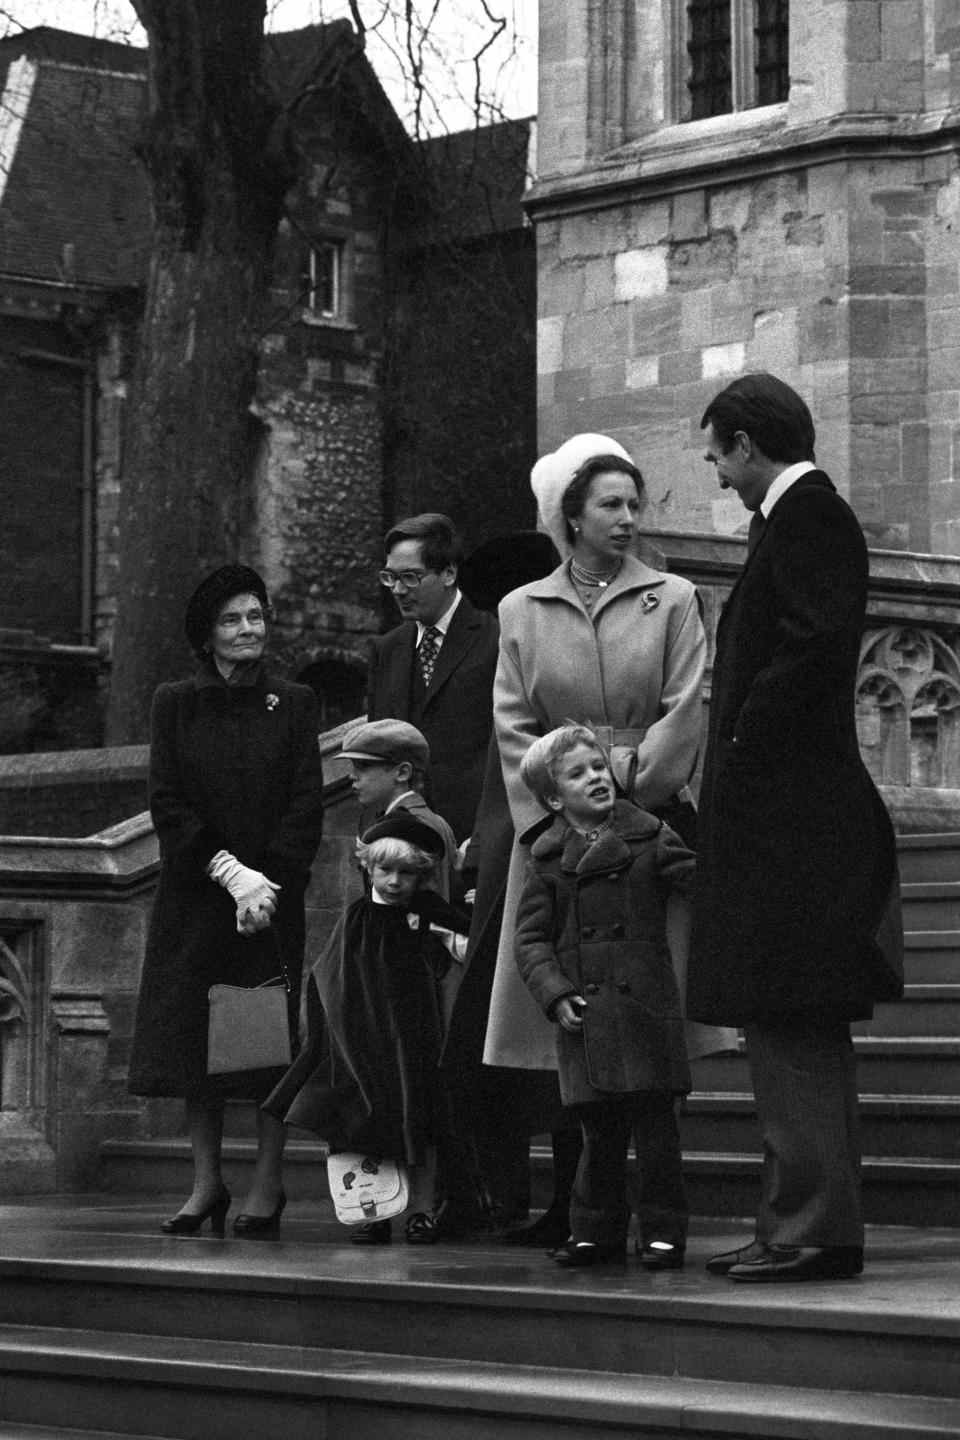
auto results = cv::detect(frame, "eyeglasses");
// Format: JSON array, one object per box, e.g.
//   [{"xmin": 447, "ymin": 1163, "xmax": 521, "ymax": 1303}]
[{"xmin": 378, "ymin": 569, "xmax": 430, "ymax": 590}]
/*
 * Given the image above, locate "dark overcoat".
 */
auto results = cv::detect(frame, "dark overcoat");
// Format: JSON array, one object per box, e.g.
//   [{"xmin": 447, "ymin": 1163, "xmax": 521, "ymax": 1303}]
[
  {"xmin": 263, "ymin": 889, "xmax": 470, "ymax": 1163},
  {"xmin": 687, "ymin": 471, "xmax": 903, "ymax": 1025},
  {"xmin": 366, "ymin": 596, "xmax": 499, "ymax": 842},
  {"xmin": 128, "ymin": 664, "xmax": 325, "ymax": 1099},
  {"xmin": 514, "ymin": 801, "xmax": 693, "ymax": 1107}
]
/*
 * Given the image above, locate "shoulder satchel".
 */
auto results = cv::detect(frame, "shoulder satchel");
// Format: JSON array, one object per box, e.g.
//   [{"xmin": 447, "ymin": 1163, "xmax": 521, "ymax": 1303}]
[{"xmin": 326, "ymin": 1152, "xmax": 410, "ymax": 1225}]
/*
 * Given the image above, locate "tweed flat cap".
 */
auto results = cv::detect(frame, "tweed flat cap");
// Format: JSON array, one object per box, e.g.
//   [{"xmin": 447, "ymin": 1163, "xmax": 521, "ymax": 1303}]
[{"xmin": 341, "ymin": 719, "xmax": 430, "ymax": 770}]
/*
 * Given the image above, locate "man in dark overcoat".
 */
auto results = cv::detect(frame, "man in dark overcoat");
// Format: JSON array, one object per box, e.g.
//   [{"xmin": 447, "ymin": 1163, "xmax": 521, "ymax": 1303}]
[
  {"xmin": 366, "ymin": 513, "xmax": 499, "ymax": 845},
  {"xmin": 688, "ymin": 373, "xmax": 902, "ymax": 1283}
]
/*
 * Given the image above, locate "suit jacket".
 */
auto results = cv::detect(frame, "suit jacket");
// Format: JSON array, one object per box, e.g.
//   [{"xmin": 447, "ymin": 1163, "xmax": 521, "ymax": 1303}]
[
  {"xmin": 688, "ymin": 471, "xmax": 903, "ymax": 1025},
  {"xmin": 366, "ymin": 595, "xmax": 499, "ymax": 842}
]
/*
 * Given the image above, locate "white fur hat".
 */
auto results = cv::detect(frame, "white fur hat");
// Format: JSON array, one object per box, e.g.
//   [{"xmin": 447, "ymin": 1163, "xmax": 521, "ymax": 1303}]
[{"xmin": 530, "ymin": 433, "xmax": 635, "ymax": 559}]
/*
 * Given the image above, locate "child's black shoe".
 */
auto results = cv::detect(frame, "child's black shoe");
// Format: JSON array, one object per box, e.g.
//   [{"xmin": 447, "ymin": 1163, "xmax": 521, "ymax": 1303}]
[
  {"xmin": 350, "ymin": 1219, "xmax": 392, "ymax": 1245},
  {"xmin": 552, "ymin": 1237, "xmax": 626, "ymax": 1267},
  {"xmin": 405, "ymin": 1211, "xmax": 439, "ymax": 1244}
]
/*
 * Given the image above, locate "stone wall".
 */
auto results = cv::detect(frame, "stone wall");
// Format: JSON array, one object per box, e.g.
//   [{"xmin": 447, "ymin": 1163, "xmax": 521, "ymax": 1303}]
[{"xmin": 532, "ymin": 0, "xmax": 960, "ymax": 557}]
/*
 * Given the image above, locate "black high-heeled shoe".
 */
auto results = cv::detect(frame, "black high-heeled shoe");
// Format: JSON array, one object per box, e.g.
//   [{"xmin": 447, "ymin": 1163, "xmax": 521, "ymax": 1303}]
[
  {"xmin": 232, "ymin": 1190, "xmax": 286, "ymax": 1239},
  {"xmin": 161, "ymin": 1185, "xmax": 231, "ymax": 1238}
]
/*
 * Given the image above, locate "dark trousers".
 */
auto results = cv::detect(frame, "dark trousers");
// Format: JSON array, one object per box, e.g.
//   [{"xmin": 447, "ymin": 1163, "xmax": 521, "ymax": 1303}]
[
  {"xmin": 569, "ymin": 1094, "xmax": 688, "ymax": 1249},
  {"xmin": 744, "ymin": 1019, "xmax": 863, "ymax": 1249}
]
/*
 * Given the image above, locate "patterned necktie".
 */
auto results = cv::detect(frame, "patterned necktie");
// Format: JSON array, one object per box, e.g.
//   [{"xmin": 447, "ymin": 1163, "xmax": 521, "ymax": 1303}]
[
  {"xmin": 418, "ymin": 625, "xmax": 442, "ymax": 687},
  {"xmin": 747, "ymin": 510, "xmax": 767, "ymax": 555}
]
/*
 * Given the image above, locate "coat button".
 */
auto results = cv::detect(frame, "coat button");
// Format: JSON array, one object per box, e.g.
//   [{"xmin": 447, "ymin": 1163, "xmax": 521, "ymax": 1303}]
[
  {"xmin": 584, "ymin": 983, "xmax": 600, "ymax": 995},
  {"xmin": 617, "ymin": 982, "xmax": 631, "ymax": 994}
]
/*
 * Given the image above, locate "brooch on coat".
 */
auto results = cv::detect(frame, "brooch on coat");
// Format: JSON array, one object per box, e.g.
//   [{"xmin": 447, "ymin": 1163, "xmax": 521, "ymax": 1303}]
[
  {"xmin": 406, "ymin": 913, "xmax": 420, "ymax": 931},
  {"xmin": 265, "ymin": 693, "xmax": 280, "ymax": 711},
  {"xmin": 640, "ymin": 591, "xmax": 660, "ymax": 612}
]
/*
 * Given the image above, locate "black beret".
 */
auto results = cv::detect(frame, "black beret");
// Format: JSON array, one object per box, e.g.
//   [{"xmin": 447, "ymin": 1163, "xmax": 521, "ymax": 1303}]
[
  {"xmin": 184, "ymin": 565, "xmax": 269, "ymax": 657},
  {"xmin": 360, "ymin": 812, "xmax": 445, "ymax": 858}
]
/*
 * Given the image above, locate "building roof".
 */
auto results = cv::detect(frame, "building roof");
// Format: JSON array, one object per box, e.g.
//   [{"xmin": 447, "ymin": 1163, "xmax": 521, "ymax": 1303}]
[
  {"xmin": 0, "ymin": 27, "xmax": 149, "ymax": 289},
  {"xmin": 414, "ymin": 116, "xmax": 535, "ymax": 244}
]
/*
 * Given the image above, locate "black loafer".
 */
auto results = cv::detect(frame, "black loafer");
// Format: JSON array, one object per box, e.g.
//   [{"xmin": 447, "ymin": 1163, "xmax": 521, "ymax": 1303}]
[
  {"xmin": 705, "ymin": 1239, "xmax": 771, "ymax": 1275},
  {"xmin": 728, "ymin": 1245, "xmax": 864, "ymax": 1282},
  {"xmin": 553, "ymin": 1238, "xmax": 626, "ymax": 1268},
  {"xmin": 637, "ymin": 1240, "xmax": 685, "ymax": 1271}
]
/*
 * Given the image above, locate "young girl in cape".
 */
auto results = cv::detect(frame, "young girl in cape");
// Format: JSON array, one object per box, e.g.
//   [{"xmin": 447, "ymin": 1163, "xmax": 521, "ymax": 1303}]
[{"xmin": 264, "ymin": 811, "xmax": 470, "ymax": 1244}]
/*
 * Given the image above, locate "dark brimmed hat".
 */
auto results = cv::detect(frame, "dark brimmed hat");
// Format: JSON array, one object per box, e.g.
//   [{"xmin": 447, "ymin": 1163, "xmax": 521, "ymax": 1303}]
[
  {"xmin": 184, "ymin": 565, "xmax": 269, "ymax": 657},
  {"xmin": 341, "ymin": 719, "xmax": 430, "ymax": 770},
  {"xmin": 360, "ymin": 812, "xmax": 445, "ymax": 857}
]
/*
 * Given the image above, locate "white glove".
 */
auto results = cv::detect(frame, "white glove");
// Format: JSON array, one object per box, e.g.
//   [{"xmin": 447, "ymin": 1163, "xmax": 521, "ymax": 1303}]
[{"xmin": 207, "ymin": 850, "xmax": 280, "ymax": 935}]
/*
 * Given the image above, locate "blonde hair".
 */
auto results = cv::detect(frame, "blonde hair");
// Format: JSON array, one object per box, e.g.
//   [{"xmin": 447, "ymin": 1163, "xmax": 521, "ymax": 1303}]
[
  {"xmin": 355, "ymin": 835, "xmax": 436, "ymax": 876},
  {"xmin": 520, "ymin": 724, "xmax": 607, "ymax": 808}
]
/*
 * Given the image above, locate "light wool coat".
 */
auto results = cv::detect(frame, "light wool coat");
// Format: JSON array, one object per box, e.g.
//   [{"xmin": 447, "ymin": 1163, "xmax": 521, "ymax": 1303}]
[{"xmin": 482, "ymin": 555, "xmax": 708, "ymax": 1070}]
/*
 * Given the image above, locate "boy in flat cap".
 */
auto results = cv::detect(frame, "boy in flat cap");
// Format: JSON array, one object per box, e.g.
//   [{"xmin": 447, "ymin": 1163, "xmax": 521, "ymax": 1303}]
[
  {"xmin": 341, "ymin": 718, "xmax": 459, "ymax": 899},
  {"xmin": 263, "ymin": 812, "xmax": 470, "ymax": 1245}
]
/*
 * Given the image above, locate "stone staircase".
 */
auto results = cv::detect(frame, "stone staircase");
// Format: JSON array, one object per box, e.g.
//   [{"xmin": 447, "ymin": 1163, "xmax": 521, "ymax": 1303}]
[
  {"xmin": 102, "ymin": 831, "xmax": 960, "ymax": 1231},
  {"xmin": 680, "ymin": 830, "xmax": 960, "ymax": 1227},
  {"xmin": 0, "ymin": 1197, "xmax": 958, "ymax": 1438}
]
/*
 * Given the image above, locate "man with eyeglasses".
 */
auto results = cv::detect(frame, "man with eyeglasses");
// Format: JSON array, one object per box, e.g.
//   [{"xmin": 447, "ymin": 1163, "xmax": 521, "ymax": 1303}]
[{"xmin": 367, "ymin": 513, "xmax": 499, "ymax": 848}]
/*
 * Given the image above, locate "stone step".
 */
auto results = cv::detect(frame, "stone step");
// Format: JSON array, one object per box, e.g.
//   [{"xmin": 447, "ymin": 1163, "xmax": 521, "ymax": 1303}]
[
  {"xmin": 901, "ymin": 880, "xmax": 960, "ymax": 929},
  {"xmin": 2, "ymin": 1215, "xmax": 960, "ymax": 1404},
  {"xmin": 902, "ymin": 930, "xmax": 960, "ymax": 982},
  {"xmin": 0, "ymin": 1323, "xmax": 959, "ymax": 1440},
  {"xmin": 681, "ymin": 1091, "xmax": 960, "ymax": 1160},
  {"xmin": 98, "ymin": 1136, "xmax": 329, "ymax": 1201},
  {"xmin": 679, "ymin": 1151, "xmax": 960, "ymax": 1229},
  {"xmin": 896, "ymin": 833, "xmax": 960, "ymax": 885},
  {"xmin": 693, "ymin": 1035, "xmax": 960, "ymax": 1095},
  {"xmin": 853, "ymin": 984, "xmax": 960, "ymax": 1035}
]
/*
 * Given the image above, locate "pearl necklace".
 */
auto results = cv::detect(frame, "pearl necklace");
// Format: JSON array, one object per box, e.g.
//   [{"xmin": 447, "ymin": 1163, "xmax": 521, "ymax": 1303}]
[{"xmin": 570, "ymin": 557, "xmax": 622, "ymax": 589}]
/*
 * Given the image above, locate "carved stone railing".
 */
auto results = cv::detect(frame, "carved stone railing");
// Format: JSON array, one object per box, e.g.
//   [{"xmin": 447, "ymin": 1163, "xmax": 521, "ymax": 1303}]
[{"xmin": 0, "ymin": 721, "xmax": 358, "ymax": 1195}]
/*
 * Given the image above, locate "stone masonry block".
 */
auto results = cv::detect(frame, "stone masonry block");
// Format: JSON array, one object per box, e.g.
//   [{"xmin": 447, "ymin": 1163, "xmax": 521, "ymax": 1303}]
[
  {"xmin": 680, "ymin": 291, "xmax": 712, "ymax": 349},
  {"xmin": 799, "ymin": 299, "xmax": 845, "ymax": 363},
  {"xmin": 848, "ymin": 297, "xmax": 890, "ymax": 357},
  {"xmin": 669, "ymin": 232, "xmax": 737, "ymax": 291},
  {"xmin": 563, "ymin": 306, "xmax": 630, "ymax": 369},
  {"xmin": 849, "ymin": 264, "xmax": 926, "ymax": 296},
  {"xmin": 708, "ymin": 187, "xmax": 752, "ymax": 235},
  {"xmin": 847, "ymin": 1, "xmax": 881, "ymax": 61},
  {"xmin": 702, "ymin": 342, "xmax": 746, "ymax": 380},
  {"xmin": 559, "ymin": 209, "xmax": 630, "ymax": 263},
  {"xmin": 749, "ymin": 310, "xmax": 799, "ymax": 374},
  {"xmin": 555, "ymin": 367, "xmax": 592, "ymax": 403},
  {"xmin": 589, "ymin": 362, "xmax": 628, "ymax": 399},
  {"xmin": 627, "ymin": 201, "xmax": 671, "ymax": 248},
  {"xmin": 538, "ymin": 263, "xmax": 587, "ymax": 317},
  {"xmin": 630, "ymin": 296, "xmax": 682, "ymax": 355},
  {"xmin": 671, "ymin": 189, "xmax": 707, "ymax": 242},
  {"xmin": 538, "ymin": 315, "xmax": 565, "ymax": 374},
  {"xmin": 615, "ymin": 247, "xmax": 669, "ymax": 302},
  {"xmin": 659, "ymin": 351, "xmax": 702, "ymax": 386},
  {"xmin": 850, "ymin": 390, "xmax": 927, "ymax": 424},
  {"xmin": 626, "ymin": 356, "xmax": 659, "ymax": 391},
  {"xmin": 582, "ymin": 257, "xmax": 617, "ymax": 311}
]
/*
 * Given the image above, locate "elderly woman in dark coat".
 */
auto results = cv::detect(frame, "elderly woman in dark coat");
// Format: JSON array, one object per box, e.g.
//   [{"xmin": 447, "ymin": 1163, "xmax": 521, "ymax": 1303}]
[{"xmin": 128, "ymin": 565, "xmax": 325, "ymax": 1238}]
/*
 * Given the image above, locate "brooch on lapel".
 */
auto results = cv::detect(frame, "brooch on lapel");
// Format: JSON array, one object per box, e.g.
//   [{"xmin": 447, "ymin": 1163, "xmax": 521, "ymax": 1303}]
[
  {"xmin": 265, "ymin": 693, "xmax": 280, "ymax": 711},
  {"xmin": 406, "ymin": 913, "xmax": 420, "ymax": 932},
  {"xmin": 640, "ymin": 592, "xmax": 660, "ymax": 612}
]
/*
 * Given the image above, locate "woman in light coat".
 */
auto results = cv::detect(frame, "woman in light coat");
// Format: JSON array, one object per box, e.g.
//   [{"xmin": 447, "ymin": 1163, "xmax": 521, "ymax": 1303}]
[{"xmin": 481, "ymin": 434, "xmax": 709, "ymax": 1244}]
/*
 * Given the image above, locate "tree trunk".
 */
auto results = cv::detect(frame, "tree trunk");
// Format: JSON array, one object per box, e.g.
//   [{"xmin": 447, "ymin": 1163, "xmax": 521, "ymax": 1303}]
[{"xmin": 106, "ymin": 0, "xmax": 289, "ymax": 742}]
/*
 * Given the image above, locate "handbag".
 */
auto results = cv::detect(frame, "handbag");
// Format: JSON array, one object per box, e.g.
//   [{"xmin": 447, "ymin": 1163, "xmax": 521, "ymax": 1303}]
[
  {"xmin": 207, "ymin": 972, "xmax": 292, "ymax": 1075},
  {"xmin": 326, "ymin": 1152, "xmax": 410, "ymax": 1225}
]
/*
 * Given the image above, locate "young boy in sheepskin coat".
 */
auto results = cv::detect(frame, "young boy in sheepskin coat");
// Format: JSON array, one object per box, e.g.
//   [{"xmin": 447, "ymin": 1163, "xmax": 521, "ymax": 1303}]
[{"xmin": 514, "ymin": 724, "xmax": 694, "ymax": 1269}]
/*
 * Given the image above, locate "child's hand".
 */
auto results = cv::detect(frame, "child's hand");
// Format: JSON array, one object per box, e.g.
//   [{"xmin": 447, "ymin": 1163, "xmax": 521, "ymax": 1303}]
[{"xmin": 555, "ymin": 995, "xmax": 587, "ymax": 1032}]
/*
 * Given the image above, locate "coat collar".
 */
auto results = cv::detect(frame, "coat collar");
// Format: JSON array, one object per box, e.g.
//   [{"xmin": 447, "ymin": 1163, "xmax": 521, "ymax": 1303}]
[
  {"xmin": 530, "ymin": 798, "xmax": 662, "ymax": 874},
  {"xmin": 193, "ymin": 658, "xmax": 272, "ymax": 693},
  {"xmin": 523, "ymin": 555, "xmax": 667, "ymax": 623}
]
